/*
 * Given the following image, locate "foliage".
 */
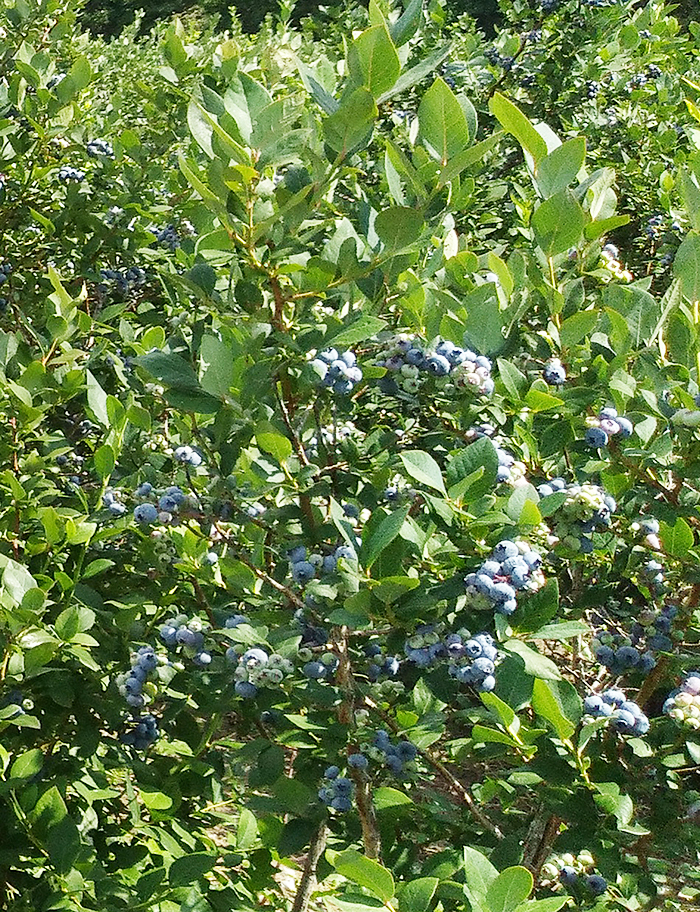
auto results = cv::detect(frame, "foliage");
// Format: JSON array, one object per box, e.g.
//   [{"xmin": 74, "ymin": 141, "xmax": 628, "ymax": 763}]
[{"xmin": 0, "ymin": 0, "xmax": 699, "ymax": 911}]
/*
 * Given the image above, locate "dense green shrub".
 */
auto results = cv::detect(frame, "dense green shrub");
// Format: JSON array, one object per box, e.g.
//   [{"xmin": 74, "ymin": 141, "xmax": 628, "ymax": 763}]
[{"xmin": 0, "ymin": 0, "xmax": 699, "ymax": 910}]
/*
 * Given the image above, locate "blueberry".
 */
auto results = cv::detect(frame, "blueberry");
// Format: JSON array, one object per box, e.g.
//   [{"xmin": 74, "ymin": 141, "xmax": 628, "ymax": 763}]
[
  {"xmin": 425, "ymin": 355, "xmax": 450, "ymax": 376},
  {"xmin": 585, "ymin": 875, "xmax": 607, "ymax": 895},
  {"xmin": 347, "ymin": 753, "xmax": 369, "ymax": 770},
  {"xmin": 585, "ymin": 427, "xmax": 609, "ymax": 448},
  {"xmin": 559, "ymin": 866, "xmax": 578, "ymax": 887}
]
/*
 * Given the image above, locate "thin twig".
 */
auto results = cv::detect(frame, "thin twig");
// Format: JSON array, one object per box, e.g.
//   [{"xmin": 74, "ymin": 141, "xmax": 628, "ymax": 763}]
[{"xmin": 291, "ymin": 822, "xmax": 327, "ymax": 912}]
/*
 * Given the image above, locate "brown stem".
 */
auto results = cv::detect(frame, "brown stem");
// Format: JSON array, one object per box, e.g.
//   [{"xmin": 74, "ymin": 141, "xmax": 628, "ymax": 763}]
[
  {"xmin": 332, "ymin": 626, "xmax": 383, "ymax": 858},
  {"xmin": 274, "ymin": 380, "xmax": 310, "ymax": 467},
  {"xmin": 522, "ymin": 808, "xmax": 562, "ymax": 879},
  {"xmin": 352, "ymin": 771, "xmax": 382, "ymax": 861},
  {"xmin": 270, "ymin": 274, "xmax": 287, "ymax": 333},
  {"xmin": 291, "ymin": 822, "xmax": 327, "ymax": 912}
]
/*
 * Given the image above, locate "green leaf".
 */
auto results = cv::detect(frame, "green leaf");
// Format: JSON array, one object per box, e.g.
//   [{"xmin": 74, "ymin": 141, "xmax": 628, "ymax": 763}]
[
  {"xmin": 486, "ymin": 867, "xmax": 533, "ymax": 912},
  {"xmin": 375, "ymin": 206, "xmax": 424, "ymax": 251},
  {"xmin": 46, "ymin": 816, "xmax": 81, "ymax": 874},
  {"xmin": 446, "ymin": 437, "xmax": 499, "ymax": 501},
  {"xmin": 418, "ymin": 77, "xmax": 470, "ymax": 164},
  {"xmin": 536, "ymin": 137, "xmax": 586, "ymax": 198},
  {"xmin": 200, "ymin": 333, "xmax": 235, "ymax": 397},
  {"xmin": 237, "ymin": 808, "xmax": 258, "ymax": 849},
  {"xmin": 463, "ymin": 283, "xmax": 504, "ymax": 354},
  {"xmin": 659, "ymin": 517, "xmax": 694, "ymax": 558},
  {"xmin": 481, "ymin": 691, "xmax": 519, "ymax": 737},
  {"xmin": 86, "ymin": 369, "xmax": 109, "ymax": 426},
  {"xmin": 681, "ymin": 170, "xmax": 700, "ymax": 232},
  {"xmin": 255, "ymin": 421, "xmax": 293, "ymax": 463},
  {"xmin": 584, "ymin": 214, "xmax": 630, "ymax": 241},
  {"xmin": 533, "ymin": 621, "xmax": 589, "ymax": 640},
  {"xmin": 1, "ymin": 556, "xmax": 38, "ymax": 606},
  {"xmin": 512, "ymin": 579, "xmax": 559, "ymax": 632},
  {"xmin": 135, "ymin": 350, "xmax": 200, "ymax": 390},
  {"xmin": 524, "ymin": 388, "xmax": 564, "ymax": 412},
  {"xmin": 497, "ymin": 358, "xmax": 527, "ymax": 399},
  {"xmin": 390, "ymin": 0, "xmax": 424, "ymax": 47},
  {"xmin": 514, "ymin": 899, "xmax": 567, "ymax": 912},
  {"xmin": 531, "ymin": 190, "xmax": 586, "ymax": 257},
  {"xmin": 559, "ymin": 309, "xmax": 598, "ymax": 347},
  {"xmin": 437, "ymin": 132, "xmax": 503, "ymax": 188},
  {"xmin": 463, "ymin": 847, "xmax": 499, "ymax": 906},
  {"xmin": 350, "ymin": 25, "xmax": 400, "ymax": 98},
  {"xmin": 399, "ymin": 450, "xmax": 446, "ymax": 494},
  {"xmin": 331, "ymin": 849, "xmax": 395, "ymax": 902},
  {"xmin": 503, "ymin": 640, "xmax": 562, "ymax": 681},
  {"xmin": 328, "ymin": 315, "xmax": 386, "ymax": 348},
  {"xmin": 377, "ymin": 43, "xmax": 452, "ymax": 104},
  {"xmin": 324, "ymin": 88, "xmax": 377, "ymax": 155},
  {"xmin": 374, "ymin": 786, "xmax": 414, "ymax": 809},
  {"xmin": 361, "ymin": 504, "xmax": 411, "ymax": 569},
  {"xmin": 674, "ymin": 232, "xmax": 700, "ymax": 302},
  {"xmin": 169, "ymin": 853, "xmax": 216, "ymax": 886},
  {"xmin": 399, "ymin": 876, "xmax": 439, "ymax": 912},
  {"xmin": 93, "ymin": 444, "xmax": 115, "ymax": 480},
  {"xmin": 472, "ymin": 724, "xmax": 521, "ymax": 747},
  {"xmin": 531, "ymin": 678, "xmax": 577, "ymax": 740},
  {"xmin": 9, "ymin": 748, "xmax": 43, "ymax": 780},
  {"xmin": 489, "ymin": 93, "xmax": 547, "ymax": 165}
]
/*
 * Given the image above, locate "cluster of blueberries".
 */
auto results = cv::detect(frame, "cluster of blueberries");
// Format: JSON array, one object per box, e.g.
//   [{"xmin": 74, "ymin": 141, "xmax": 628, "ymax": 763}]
[
  {"xmin": 100, "ymin": 265, "xmax": 147, "ymax": 296},
  {"xmin": 288, "ymin": 543, "xmax": 357, "ymax": 585},
  {"xmin": 301, "ymin": 650, "xmax": 340, "ymax": 682},
  {"xmin": 402, "ymin": 627, "xmax": 499, "ymax": 693},
  {"xmin": 116, "ymin": 645, "xmax": 159, "ymax": 710},
  {"xmin": 543, "ymin": 358, "xmax": 566, "ymax": 386},
  {"xmin": 120, "ymin": 714, "xmax": 160, "ymax": 751},
  {"xmin": 663, "ymin": 672, "xmax": 700, "ymax": 730},
  {"xmin": 483, "ymin": 47, "xmax": 515, "ymax": 72},
  {"xmin": 153, "ymin": 224, "xmax": 180, "ymax": 251},
  {"xmin": 585, "ymin": 406, "xmax": 634, "ymax": 448},
  {"xmin": 383, "ymin": 478, "xmax": 416, "ymax": 504},
  {"xmin": 0, "ymin": 262, "xmax": 12, "ymax": 312},
  {"xmin": 319, "ymin": 767, "xmax": 354, "ymax": 812},
  {"xmin": 593, "ymin": 603, "xmax": 676, "ymax": 675},
  {"xmin": 464, "ymin": 539, "xmax": 544, "ymax": 616},
  {"xmin": 309, "ymin": 348, "xmax": 363, "ymax": 396},
  {"xmin": 446, "ymin": 631, "xmax": 499, "ymax": 692},
  {"xmin": 586, "ymin": 80, "xmax": 601, "ymax": 99},
  {"xmin": 559, "ymin": 867, "xmax": 608, "ymax": 897},
  {"xmin": 375, "ymin": 335, "xmax": 494, "ymax": 397},
  {"xmin": 58, "ymin": 166, "xmax": 85, "ymax": 182},
  {"xmin": 132, "ymin": 482, "xmax": 192, "ymax": 526},
  {"xmin": 87, "ymin": 138, "xmax": 114, "ymax": 158},
  {"xmin": 364, "ymin": 642, "xmax": 401, "ymax": 681},
  {"xmin": 160, "ymin": 614, "xmax": 212, "ymax": 668},
  {"xmin": 644, "ymin": 212, "xmax": 665, "ymax": 239},
  {"xmin": 641, "ymin": 559, "xmax": 666, "ymax": 595},
  {"xmin": 629, "ymin": 64, "xmax": 662, "ymax": 91},
  {"xmin": 542, "ymin": 851, "xmax": 607, "ymax": 896},
  {"xmin": 228, "ymin": 645, "xmax": 294, "ymax": 699},
  {"xmin": 538, "ymin": 479, "xmax": 616, "ymax": 554},
  {"xmin": 370, "ymin": 730, "xmax": 418, "ymax": 773},
  {"xmin": 174, "ymin": 444, "xmax": 204, "ymax": 467},
  {"xmin": 305, "ymin": 420, "xmax": 358, "ymax": 459},
  {"xmin": 583, "ymin": 688, "xmax": 650, "ymax": 735}
]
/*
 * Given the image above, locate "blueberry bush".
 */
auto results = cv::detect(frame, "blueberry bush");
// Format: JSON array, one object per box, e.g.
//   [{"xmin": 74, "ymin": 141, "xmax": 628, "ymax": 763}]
[{"xmin": 1, "ymin": 0, "xmax": 700, "ymax": 910}]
